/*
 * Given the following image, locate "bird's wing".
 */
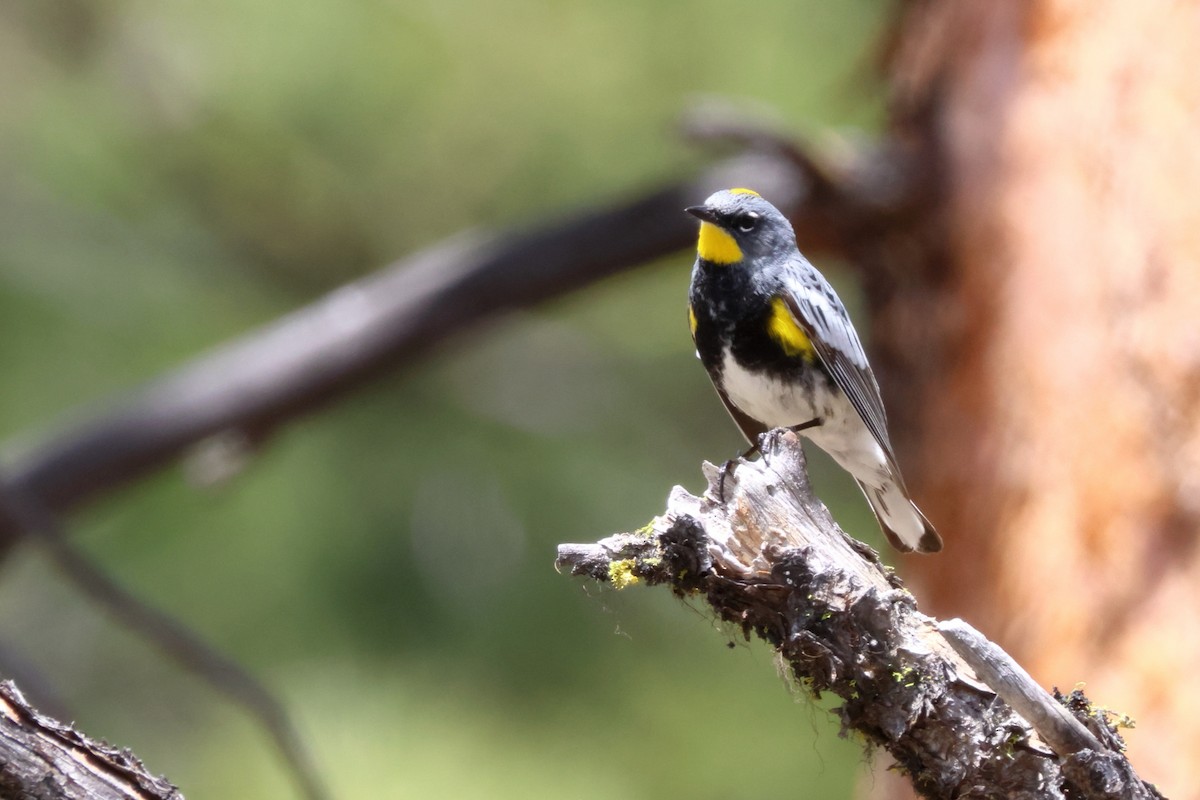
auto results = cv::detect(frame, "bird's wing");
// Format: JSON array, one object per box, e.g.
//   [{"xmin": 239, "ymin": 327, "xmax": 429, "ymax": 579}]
[{"xmin": 780, "ymin": 269, "xmax": 902, "ymax": 475}]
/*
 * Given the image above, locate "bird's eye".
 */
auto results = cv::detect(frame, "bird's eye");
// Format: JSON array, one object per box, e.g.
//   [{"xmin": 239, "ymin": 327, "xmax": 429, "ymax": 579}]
[{"xmin": 737, "ymin": 212, "xmax": 760, "ymax": 233}]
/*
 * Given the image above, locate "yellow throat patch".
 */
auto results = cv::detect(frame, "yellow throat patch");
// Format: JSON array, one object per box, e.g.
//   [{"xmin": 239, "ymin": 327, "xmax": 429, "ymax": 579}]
[
  {"xmin": 767, "ymin": 297, "xmax": 815, "ymax": 359},
  {"xmin": 696, "ymin": 222, "xmax": 742, "ymax": 264}
]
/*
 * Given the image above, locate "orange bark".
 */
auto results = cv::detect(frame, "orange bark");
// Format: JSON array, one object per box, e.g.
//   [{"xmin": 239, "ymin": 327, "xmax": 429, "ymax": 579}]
[{"xmin": 876, "ymin": 1, "xmax": 1200, "ymax": 797}]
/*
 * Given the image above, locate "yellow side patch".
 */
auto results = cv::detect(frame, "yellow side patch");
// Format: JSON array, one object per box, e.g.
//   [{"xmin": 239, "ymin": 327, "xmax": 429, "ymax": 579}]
[
  {"xmin": 687, "ymin": 305, "xmax": 698, "ymax": 335},
  {"xmin": 767, "ymin": 297, "xmax": 815, "ymax": 359},
  {"xmin": 697, "ymin": 221, "xmax": 742, "ymax": 264},
  {"xmin": 729, "ymin": 187, "xmax": 760, "ymax": 197}
]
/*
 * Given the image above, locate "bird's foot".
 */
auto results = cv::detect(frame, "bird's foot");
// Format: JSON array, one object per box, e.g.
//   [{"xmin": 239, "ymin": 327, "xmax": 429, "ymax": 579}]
[
  {"xmin": 756, "ymin": 418, "xmax": 821, "ymax": 460},
  {"xmin": 717, "ymin": 419, "xmax": 820, "ymax": 501},
  {"xmin": 715, "ymin": 459, "xmax": 735, "ymax": 502},
  {"xmin": 715, "ymin": 440, "xmax": 763, "ymax": 502}
]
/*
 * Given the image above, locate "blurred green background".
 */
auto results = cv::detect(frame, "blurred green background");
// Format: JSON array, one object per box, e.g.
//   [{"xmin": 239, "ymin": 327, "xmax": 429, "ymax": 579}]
[{"xmin": 0, "ymin": 1, "xmax": 892, "ymax": 797}]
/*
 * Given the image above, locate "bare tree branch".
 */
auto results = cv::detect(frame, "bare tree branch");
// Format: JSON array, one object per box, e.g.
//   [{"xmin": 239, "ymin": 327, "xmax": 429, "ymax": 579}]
[
  {"xmin": 0, "ymin": 121, "xmax": 929, "ymax": 798},
  {"xmin": 0, "ymin": 151, "xmax": 830, "ymax": 553},
  {"xmin": 0, "ymin": 481, "xmax": 329, "ymax": 800},
  {"xmin": 555, "ymin": 432, "xmax": 1163, "ymax": 800},
  {"xmin": 0, "ymin": 679, "xmax": 182, "ymax": 800},
  {"xmin": 0, "ymin": 142, "xmax": 833, "ymax": 799},
  {"xmin": 938, "ymin": 619, "xmax": 1103, "ymax": 755}
]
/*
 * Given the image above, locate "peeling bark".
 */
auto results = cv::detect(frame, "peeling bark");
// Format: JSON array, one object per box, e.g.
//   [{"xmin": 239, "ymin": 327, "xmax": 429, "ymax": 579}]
[{"xmin": 0, "ymin": 681, "xmax": 182, "ymax": 800}]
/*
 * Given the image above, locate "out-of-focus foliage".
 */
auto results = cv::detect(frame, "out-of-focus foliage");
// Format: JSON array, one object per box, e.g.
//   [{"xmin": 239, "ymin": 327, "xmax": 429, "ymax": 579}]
[{"xmin": 0, "ymin": 0, "xmax": 889, "ymax": 797}]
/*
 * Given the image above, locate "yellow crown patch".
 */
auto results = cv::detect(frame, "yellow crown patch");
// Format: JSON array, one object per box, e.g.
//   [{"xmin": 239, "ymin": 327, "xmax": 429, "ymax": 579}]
[{"xmin": 729, "ymin": 187, "xmax": 761, "ymax": 197}]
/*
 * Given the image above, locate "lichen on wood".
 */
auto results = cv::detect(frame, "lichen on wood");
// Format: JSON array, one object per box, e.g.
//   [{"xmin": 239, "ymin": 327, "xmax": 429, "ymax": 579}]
[{"xmin": 555, "ymin": 432, "xmax": 1161, "ymax": 800}]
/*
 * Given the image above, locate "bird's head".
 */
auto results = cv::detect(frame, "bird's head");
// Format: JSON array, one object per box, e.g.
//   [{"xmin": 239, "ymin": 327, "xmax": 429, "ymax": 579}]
[{"xmin": 685, "ymin": 188, "xmax": 795, "ymax": 266}]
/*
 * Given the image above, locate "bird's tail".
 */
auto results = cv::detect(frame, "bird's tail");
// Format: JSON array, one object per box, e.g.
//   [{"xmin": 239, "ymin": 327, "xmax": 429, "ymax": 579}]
[{"xmin": 855, "ymin": 478, "xmax": 942, "ymax": 554}]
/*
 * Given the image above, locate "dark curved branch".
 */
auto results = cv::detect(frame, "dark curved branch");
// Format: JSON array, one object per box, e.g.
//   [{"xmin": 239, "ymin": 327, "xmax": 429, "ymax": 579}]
[
  {"xmin": 556, "ymin": 433, "xmax": 1162, "ymax": 800},
  {"xmin": 0, "ymin": 116, "xmax": 915, "ymax": 800},
  {"xmin": 1, "ymin": 152, "xmax": 827, "ymax": 549}
]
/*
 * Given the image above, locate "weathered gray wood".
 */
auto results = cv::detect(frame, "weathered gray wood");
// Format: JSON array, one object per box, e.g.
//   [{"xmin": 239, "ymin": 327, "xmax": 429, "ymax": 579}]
[
  {"xmin": 556, "ymin": 432, "xmax": 1163, "ymax": 800},
  {"xmin": 939, "ymin": 618, "xmax": 1104, "ymax": 754},
  {"xmin": 0, "ymin": 681, "xmax": 182, "ymax": 800}
]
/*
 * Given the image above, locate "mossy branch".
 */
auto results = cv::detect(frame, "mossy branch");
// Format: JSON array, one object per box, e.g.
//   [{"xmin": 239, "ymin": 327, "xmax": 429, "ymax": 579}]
[{"xmin": 555, "ymin": 432, "xmax": 1163, "ymax": 800}]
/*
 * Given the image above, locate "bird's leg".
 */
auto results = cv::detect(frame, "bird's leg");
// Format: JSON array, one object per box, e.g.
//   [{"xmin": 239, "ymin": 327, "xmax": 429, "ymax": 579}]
[{"xmin": 788, "ymin": 417, "xmax": 822, "ymax": 434}]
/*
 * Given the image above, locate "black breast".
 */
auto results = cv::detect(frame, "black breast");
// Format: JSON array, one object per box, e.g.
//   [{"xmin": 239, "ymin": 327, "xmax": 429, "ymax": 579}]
[{"xmin": 689, "ymin": 263, "xmax": 816, "ymax": 384}]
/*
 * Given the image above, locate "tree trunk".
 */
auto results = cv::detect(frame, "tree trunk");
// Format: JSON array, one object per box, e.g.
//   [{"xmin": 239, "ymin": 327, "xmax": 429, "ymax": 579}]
[{"xmin": 873, "ymin": 2, "xmax": 1200, "ymax": 797}]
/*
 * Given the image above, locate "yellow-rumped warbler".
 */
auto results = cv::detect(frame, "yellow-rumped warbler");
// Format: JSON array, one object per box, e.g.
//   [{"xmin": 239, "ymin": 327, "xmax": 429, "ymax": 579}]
[{"xmin": 686, "ymin": 188, "xmax": 942, "ymax": 553}]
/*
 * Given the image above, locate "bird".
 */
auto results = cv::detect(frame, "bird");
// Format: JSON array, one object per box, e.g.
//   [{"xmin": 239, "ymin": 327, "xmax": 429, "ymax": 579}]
[{"xmin": 685, "ymin": 187, "xmax": 942, "ymax": 554}]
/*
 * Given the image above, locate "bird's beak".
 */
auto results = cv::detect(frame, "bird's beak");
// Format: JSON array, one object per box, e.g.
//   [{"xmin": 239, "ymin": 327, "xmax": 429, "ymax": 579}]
[{"xmin": 685, "ymin": 205, "xmax": 718, "ymax": 224}]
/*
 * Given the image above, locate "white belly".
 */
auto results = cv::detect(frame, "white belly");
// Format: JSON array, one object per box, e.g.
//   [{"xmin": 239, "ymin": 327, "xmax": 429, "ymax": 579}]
[
  {"xmin": 720, "ymin": 350, "xmax": 820, "ymax": 428},
  {"xmin": 720, "ymin": 350, "xmax": 891, "ymax": 485}
]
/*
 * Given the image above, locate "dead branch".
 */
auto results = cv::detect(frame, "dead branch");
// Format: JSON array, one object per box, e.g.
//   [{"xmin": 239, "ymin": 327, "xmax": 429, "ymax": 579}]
[
  {"xmin": 0, "ymin": 680, "xmax": 182, "ymax": 800},
  {"xmin": 0, "ymin": 142, "xmax": 817, "ymax": 800},
  {"xmin": 0, "ymin": 115, "xmax": 929, "ymax": 798},
  {"xmin": 555, "ymin": 432, "xmax": 1163, "ymax": 800},
  {"xmin": 0, "ymin": 151, "xmax": 821, "ymax": 553},
  {"xmin": 0, "ymin": 111, "xmax": 933, "ymax": 555},
  {"xmin": 0, "ymin": 480, "xmax": 330, "ymax": 800}
]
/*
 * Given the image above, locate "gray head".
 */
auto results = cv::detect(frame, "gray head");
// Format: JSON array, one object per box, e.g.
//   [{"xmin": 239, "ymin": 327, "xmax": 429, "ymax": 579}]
[{"xmin": 685, "ymin": 188, "xmax": 796, "ymax": 266}]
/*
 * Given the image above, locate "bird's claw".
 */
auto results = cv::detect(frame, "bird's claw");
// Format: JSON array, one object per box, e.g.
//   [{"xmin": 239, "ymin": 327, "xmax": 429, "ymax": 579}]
[
  {"xmin": 715, "ymin": 458, "xmax": 736, "ymax": 502},
  {"xmin": 717, "ymin": 419, "xmax": 821, "ymax": 502}
]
